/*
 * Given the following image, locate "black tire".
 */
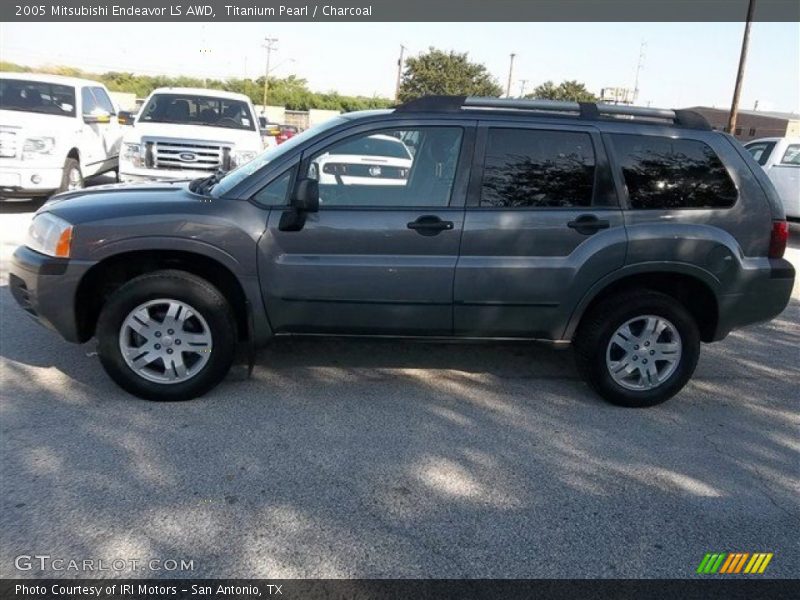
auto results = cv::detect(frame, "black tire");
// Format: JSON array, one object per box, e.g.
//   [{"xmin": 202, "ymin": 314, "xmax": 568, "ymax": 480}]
[
  {"xmin": 57, "ymin": 158, "xmax": 83, "ymax": 194},
  {"xmin": 573, "ymin": 289, "xmax": 700, "ymax": 408},
  {"xmin": 96, "ymin": 270, "xmax": 237, "ymax": 401}
]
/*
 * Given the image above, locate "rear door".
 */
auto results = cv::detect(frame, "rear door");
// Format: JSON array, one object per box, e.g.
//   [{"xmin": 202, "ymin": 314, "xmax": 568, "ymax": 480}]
[
  {"xmin": 258, "ymin": 119, "xmax": 475, "ymax": 335},
  {"xmin": 454, "ymin": 122, "xmax": 626, "ymax": 339}
]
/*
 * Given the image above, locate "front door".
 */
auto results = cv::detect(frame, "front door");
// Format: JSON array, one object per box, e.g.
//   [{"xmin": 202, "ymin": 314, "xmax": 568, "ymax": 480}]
[
  {"xmin": 258, "ymin": 122, "xmax": 474, "ymax": 335},
  {"xmin": 454, "ymin": 122, "xmax": 626, "ymax": 339}
]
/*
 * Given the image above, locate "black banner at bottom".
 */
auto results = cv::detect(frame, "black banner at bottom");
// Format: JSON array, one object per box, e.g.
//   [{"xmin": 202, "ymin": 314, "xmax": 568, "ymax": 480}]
[{"xmin": 2, "ymin": 579, "xmax": 800, "ymax": 600}]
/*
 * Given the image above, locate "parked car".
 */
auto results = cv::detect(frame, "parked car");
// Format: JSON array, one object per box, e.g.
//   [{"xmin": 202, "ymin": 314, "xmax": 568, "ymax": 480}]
[
  {"xmin": 9, "ymin": 96, "xmax": 794, "ymax": 406},
  {"xmin": 119, "ymin": 87, "xmax": 263, "ymax": 182},
  {"xmin": 744, "ymin": 137, "xmax": 800, "ymax": 219},
  {"xmin": 0, "ymin": 72, "xmax": 122, "ymax": 199},
  {"xmin": 257, "ymin": 116, "xmax": 280, "ymax": 149},
  {"xmin": 310, "ymin": 133, "xmax": 413, "ymax": 188},
  {"xmin": 277, "ymin": 124, "xmax": 300, "ymax": 144}
]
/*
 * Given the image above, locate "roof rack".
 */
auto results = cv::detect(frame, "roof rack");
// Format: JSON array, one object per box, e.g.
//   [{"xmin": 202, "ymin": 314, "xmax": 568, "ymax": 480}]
[{"xmin": 394, "ymin": 96, "xmax": 711, "ymax": 130}]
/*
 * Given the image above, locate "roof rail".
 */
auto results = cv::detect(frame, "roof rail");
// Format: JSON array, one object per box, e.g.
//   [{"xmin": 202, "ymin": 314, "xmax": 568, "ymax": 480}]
[{"xmin": 395, "ymin": 96, "xmax": 711, "ymax": 130}]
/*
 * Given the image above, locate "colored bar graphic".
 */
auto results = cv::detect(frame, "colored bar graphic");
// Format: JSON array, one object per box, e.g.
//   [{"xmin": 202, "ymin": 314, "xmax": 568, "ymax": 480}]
[{"xmin": 698, "ymin": 552, "xmax": 772, "ymax": 575}]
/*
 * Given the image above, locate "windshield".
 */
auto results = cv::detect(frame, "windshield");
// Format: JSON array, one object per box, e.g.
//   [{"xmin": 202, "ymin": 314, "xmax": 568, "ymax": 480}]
[
  {"xmin": 212, "ymin": 116, "xmax": 348, "ymax": 197},
  {"xmin": 139, "ymin": 93, "xmax": 255, "ymax": 130},
  {"xmin": 0, "ymin": 79, "xmax": 76, "ymax": 117}
]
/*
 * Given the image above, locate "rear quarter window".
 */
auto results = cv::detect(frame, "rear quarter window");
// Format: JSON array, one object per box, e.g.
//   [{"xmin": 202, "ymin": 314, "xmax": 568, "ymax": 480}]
[
  {"xmin": 781, "ymin": 144, "xmax": 800, "ymax": 165},
  {"xmin": 610, "ymin": 134, "xmax": 737, "ymax": 209}
]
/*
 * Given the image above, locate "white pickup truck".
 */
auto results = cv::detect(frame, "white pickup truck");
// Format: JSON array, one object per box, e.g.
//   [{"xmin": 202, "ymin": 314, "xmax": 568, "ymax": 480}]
[
  {"xmin": 744, "ymin": 137, "xmax": 800, "ymax": 219},
  {"xmin": 0, "ymin": 72, "xmax": 122, "ymax": 199},
  {"xmin": 119, "ymin": 87, "xmax": 263, "ymax": 182}
]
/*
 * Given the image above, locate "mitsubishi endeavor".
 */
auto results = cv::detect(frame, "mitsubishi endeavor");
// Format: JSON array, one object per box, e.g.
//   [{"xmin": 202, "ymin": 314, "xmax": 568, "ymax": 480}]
[{"xmin": 9, "ymin": 96, "xmax": 794, "ymax": 407}]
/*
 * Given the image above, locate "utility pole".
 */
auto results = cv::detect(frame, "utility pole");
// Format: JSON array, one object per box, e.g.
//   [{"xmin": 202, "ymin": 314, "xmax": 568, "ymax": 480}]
[
  {"xmin": 519, "ymin": 79, "xmax": 529, "ymax": 98},
  {"xmin": 728, "ymin": 0, "xmax": 756, "ymax": 134},
  {"xmin": 506, "ymin": 53, "xmax": 516, "ymax": 98},
  {"xmin": 633, "ymin": 41, "xmax": 646, "ymax": 103},
  {"xmin": 262, "ymin": 36, "xmax": 278, "ymax": 114},
  {"xmin": 394, "ymin": 44, "xmax": 407, "ymax": 102}
]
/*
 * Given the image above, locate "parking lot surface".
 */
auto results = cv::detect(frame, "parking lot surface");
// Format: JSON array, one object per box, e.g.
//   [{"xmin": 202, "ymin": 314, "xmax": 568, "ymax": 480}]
[{"xmin": 1, "ymin": 195, "xmax": 798, "ymax": 578}]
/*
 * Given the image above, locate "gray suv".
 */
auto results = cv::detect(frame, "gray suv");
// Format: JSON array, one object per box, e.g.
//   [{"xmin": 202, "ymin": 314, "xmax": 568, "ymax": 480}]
[{"xmin": 9, "ymin": 96, "xmax": 795, "ymax": 407}]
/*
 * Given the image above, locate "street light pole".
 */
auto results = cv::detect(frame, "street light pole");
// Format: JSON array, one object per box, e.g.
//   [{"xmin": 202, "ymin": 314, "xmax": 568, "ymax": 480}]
[
  {"xmin": 519, "ymin": 79, "xmax": 529, "ymax": 98},
  {"xmin": 728, "ymin": 0, "xmax": 756, "ymax": 134},
  {"xmin": 262, "ymin": 36, "xmax": 278, "ymax": 114},
  {"xmin": 506, "ymin": 53, "xmax": 516, "ymax": 98},
  {"xmin": 395, "ymin": 44, "xmax": 407, "ymax": 102}
]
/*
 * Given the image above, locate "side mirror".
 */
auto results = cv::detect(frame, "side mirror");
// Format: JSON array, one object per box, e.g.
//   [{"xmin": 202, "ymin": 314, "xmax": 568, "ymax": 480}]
[
  {"xmin": 117, "ymin": 111, "xmax": 135, "ymax": 125},
  {"xmin": 84, "ymin": 110, "xmax": 111, "ymax": 124},
  {"xmin": 291, "ymin": 178, "xmax": 319, "ymax": 213}
]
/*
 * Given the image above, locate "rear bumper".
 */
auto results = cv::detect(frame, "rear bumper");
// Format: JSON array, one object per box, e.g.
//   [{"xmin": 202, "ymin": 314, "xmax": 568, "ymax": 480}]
[
  {"xmin": 9, "ymin": 245, "xmax": 95, "ymax": 343},
  {"xmin": 714, "ymin": 258, "xmax": 795, "ymax": 340}
]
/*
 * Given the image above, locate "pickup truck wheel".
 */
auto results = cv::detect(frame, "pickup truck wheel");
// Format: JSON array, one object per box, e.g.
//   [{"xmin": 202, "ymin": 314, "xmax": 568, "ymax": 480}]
[
  {"xmin": 96, "ymin": 270, "xmax": 237, "ymax": 401},
  {"xmin": 58, "ymin": 158, "xmax": 83, "ymax": 193},
  {"xmin": 574, "ymin": 290, "xmax": 700, "ymax": 407}
]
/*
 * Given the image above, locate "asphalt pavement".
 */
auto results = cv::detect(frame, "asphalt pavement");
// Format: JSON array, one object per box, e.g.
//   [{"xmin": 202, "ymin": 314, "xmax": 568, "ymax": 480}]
[{"xmin": 1, "ymin": 193, "xmax": 798, "ymax": 579}]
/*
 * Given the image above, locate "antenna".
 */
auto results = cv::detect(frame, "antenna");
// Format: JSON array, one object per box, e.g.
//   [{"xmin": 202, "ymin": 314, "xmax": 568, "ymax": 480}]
[{"xmin": 633, "ymin": 41, "xmax": 647, "ymax": 104}]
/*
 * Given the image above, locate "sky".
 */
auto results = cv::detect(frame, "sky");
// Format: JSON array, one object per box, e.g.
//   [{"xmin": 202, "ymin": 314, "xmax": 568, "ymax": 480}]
[{"xmin": 1, "ymin": 21, "xmax": 798, "ymax": 112}]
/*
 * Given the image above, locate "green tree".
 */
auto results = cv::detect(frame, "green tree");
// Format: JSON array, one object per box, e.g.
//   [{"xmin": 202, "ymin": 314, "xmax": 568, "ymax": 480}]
[
  {"xmin": 398, "ymin": 48, "xmax": 503, "ymax": 103},
  {"xmin": 526, "ymin": 80, "xmax": 597, "ymax": 102}
]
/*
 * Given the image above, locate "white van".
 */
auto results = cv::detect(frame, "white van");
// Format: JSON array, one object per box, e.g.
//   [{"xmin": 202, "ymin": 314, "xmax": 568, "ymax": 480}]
[
  {"xmin": 745, "ymin": 137, "xmax": 800, "ymax": 219},
  {"xmin": 119, "ymin": 87, "xmax": 263, "ymax": 182},
  {"xmin": 0, "ymin": 72, "xmax": 123, "ymax": 199}
]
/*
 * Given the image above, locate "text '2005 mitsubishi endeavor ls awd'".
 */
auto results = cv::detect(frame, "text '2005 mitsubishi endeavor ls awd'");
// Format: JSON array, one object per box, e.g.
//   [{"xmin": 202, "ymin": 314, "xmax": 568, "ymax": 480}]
[{"xmin": 9, "ymin": 96, "xmax": 795, "ymax": 407}]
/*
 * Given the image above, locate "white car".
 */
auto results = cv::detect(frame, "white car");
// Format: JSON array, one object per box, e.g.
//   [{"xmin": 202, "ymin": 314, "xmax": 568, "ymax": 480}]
[
  {"xmin": 311, "ymin": 134, "xmax": 413, "ymax": 186},
  {"xmin": 0, "ymin": 72, "xmax": 122, "ymax": 200},
  {"xmin": 745, "ymin": 137, "xmax": 800, "ymax": 219},
  {"xmin": 119, "ymin": 88, "xmax": 263, "ymax": 182}
]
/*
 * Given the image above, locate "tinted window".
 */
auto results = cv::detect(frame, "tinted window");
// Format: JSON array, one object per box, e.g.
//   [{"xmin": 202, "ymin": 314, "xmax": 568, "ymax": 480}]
[
  {"xmin": 480, "ymin": 129, "xmax": 595, "ymax": 208},
  {"xmin": 139, "ymin": 93, "xmax": 255, "ymax": 130},
  {"xmin": 781, "ymin": 144, "xmax": 800, "ymax": 165},
  {"xmin": 745, "ymin": 141, "xmax": 776, "ymax": 166},
  {"xmin": 305, "ymin": 127, "xmax": 463, "ymax": 207},
  {"xmin": 611, "ymin": 134, "xmax": 737, "ymax": 209},
  {"xmin": 0, "ymin": 79, "xmax": 76, "ymax": 117},
  {"xmin": 81, "ymin": 87, "xmax": 98, "ymax": 115},
  {"xmin": 91, "ymin": 87, "xmax": 116, "ymax": 115}
]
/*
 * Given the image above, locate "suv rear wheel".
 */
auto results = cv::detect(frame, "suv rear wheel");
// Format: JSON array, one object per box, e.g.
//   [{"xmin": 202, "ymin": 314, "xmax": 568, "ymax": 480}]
[
  {"xmin": 574, "ymin": 290, "xmax": 700, "ymax": 407},
  {"xmin": 96, "ymin": 270, "xmax": 237, "ymax": 401}
]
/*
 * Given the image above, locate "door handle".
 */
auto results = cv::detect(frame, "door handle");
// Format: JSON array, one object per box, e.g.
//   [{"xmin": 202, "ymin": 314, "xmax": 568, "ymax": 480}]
[
  {"xmin": 567, "ymin": 214, "xmax": 610, "ymax": 235},
  {"xmin": 407, "ymin": 215, "xmax": 454, "ymax": 236}
]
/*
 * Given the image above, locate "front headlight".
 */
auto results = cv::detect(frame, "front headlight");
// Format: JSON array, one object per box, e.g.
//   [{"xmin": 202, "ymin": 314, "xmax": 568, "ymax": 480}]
[
  {"xmin": 22, "ymin": 137, "xmax": 56, "ymax": 161},
  {"xmin": 231, "ymin": 150, "xmax": 257, "ymax": 169},
  {"xmin": 26, "ymin": 213, "xmax": 74, "ymax": 258},
  {"xmin": 122, "ymin": 142, "xmax": 143, "ymax": 167}
]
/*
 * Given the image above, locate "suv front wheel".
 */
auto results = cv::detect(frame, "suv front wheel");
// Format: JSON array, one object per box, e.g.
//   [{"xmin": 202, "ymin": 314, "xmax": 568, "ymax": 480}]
[
  {"xmin": 96, "ymin": 270, "xmax": 237, "ymax": 401},
  {"xmin": 574, "ymin": 290, "xmax": 701, "ymax": 407}
]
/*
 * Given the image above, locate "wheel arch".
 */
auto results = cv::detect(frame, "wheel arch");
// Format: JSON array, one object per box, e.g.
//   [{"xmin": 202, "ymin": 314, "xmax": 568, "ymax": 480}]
[
  {"xmin": 565, "ymin": 264, "xmax": 721, "ymax": 343},
  {"xmin": 74, "ymin": 249, "xmax": 254, "ymax": 343}
]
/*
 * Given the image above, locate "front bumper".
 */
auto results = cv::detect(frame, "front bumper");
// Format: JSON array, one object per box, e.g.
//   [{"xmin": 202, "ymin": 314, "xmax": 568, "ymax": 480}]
[
  {"xmin": 9, "ymin": 245, "xmax": 95, "ymax": 343},
  {"xmin": 715, "ymin": 258, "xmax": 795, "ymax": 340},
  {"xmin": 0, "ymin": 165, "xmax": 63, "ymax": 198}
]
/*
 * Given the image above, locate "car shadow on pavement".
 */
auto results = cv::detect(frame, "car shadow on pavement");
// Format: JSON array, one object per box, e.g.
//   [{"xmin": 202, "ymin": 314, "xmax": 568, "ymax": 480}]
[{"xmin": 1, "ymin": 285, "xmax": 798, "ymax": 578}]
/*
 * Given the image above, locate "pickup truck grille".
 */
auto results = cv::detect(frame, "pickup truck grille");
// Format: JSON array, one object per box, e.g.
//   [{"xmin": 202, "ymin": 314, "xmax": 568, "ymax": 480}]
[
  {"xmin": 144, "ymin": 138, "xmax": 230, "ymax": 171},
  {"xmin": 0, "ymin": 131, "xmax": 18, "ymax": 158}
]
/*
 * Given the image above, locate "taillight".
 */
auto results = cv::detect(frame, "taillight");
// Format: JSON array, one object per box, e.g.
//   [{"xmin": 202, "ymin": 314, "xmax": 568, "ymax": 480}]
[{"xmin": 769, "ymin": 221, "xmax": 788, "ymax": 259}]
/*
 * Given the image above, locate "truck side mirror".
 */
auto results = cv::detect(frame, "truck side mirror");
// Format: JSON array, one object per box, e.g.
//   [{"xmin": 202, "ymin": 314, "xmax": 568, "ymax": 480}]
[
  {"xmin": 291, "ymin": 178, "xmax": 319, "ymax": 213},
  {"xmin": 117, "ymin": 111, "xmax": 135, "ymax": 125}
]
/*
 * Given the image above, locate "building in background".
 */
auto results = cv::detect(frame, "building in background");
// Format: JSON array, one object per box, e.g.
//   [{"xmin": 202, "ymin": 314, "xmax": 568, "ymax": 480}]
[{"xmin": 689, "ymin": 106, "xmax": 800, "ymax": 142}]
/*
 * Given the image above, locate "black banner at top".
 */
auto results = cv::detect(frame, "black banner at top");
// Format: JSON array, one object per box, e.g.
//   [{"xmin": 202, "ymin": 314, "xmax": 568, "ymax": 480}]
[{"xmin": 3, "ymin": 0, "xmax": 800, "ymax": 22}]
